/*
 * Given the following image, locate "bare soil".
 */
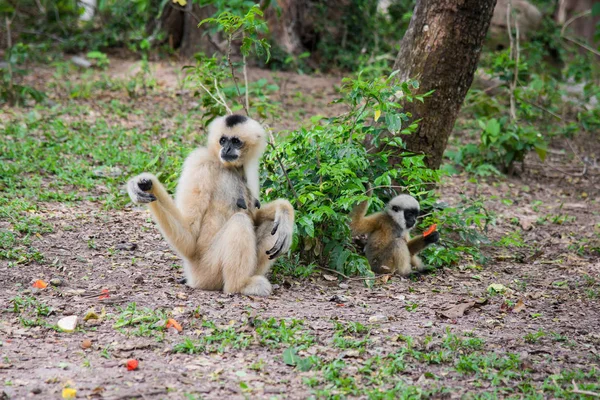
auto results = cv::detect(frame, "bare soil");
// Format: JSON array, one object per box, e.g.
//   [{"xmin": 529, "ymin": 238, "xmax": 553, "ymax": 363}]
[{"xmin": 1, "ymin": 59, "xmax": 600, "ymax": 399}]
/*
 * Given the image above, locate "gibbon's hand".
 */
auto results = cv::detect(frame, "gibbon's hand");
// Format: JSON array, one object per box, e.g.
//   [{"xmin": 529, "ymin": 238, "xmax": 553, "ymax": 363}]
[
  {"xmin": 424, "ymin": 231, "xmax": 440, "ymax": 245},
  {"xmin": 266, "ymin": 207, "xmax": 293, "ymax": 260},
  {"xmin": 236, "ymin": 197, "xmax": 248, "ymax": 209},
  {"xmin": 127, "ymin": 174, "xmax": 157, "ymax": 204},
  {"xmin": 254, "ymin": 199, "xmax": 261, "ymax": 209}
]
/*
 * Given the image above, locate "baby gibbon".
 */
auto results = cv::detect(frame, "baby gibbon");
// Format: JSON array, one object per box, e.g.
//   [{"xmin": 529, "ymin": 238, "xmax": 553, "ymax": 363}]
[
  {"xmin": 127, "ymin": 114, "xmax": 295, "ymax": 296},
  {"xmin": 350, "ymin": 194, "xmax": 440, "ymax": 276}
]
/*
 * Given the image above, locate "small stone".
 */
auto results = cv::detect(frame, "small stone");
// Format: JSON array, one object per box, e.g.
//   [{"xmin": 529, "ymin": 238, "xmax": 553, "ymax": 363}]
[
  {"xmin": 92, "ymin": 166, "xmax": 123, "ymax": 178},
  {"xmin": 50, "ymin": 278, "xmax": 63, "ymax": 287},
  {"xmin": 81, "ymin": 339, "xmax": 92, "ymax": 349},
  {"xmin": 329, "ymin": 295, "xmax": 349, "ymax": 303},
  {"xmin": 134, "ymin": 275, "xmax": 144, "ymax": 284},
  {"xmin": 71, "ymin": 56, "xmax": 92, "ymax": 68},
  {"xmin": 116, "ymin": 242, "xmax": 137, "ymax": 251},
  {"xmin": 30, "ymin": 387, "xmax": 42, "ymax": 395},
  {"xmin": 338, "ymin": 283, "xmax": 349, "ymax": 289},
  {"xmin": 369, "ymin": 314, "xmax": 387, "ymax": 322}
]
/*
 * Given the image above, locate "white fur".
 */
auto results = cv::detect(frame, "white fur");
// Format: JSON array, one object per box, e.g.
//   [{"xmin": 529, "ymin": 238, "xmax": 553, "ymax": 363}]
[
  {"xmin": 207, "ymin": 116, "xmax": 267, "ymax": 200},
  {"xmin": 387, "ymin": 194, "xmax": 419, "ymax": 231}
]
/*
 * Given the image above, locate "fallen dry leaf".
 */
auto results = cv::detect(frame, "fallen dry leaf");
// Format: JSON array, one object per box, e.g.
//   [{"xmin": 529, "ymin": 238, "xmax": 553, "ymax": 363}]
[
  {"xmin": 98, "ymin": 289, "xmax": 110, "ymax": 300},
  {"xmin": 438, "ymin": 302, "xmax": 476, "ymax": 319},
  {"xmin": 81, "ymin": 339, "xmax": 92, "ymax": 349},
  {"xmin": 512, "ymin": 299, "xmax": 526, "ymax": 313},
  {"xmin": 166, "ymin": 318, "xmax": 183, "ymax": 332},
  {"xmin": 322, "ymin": 274, "xmax": 337, "ymax": 281},
  {"xmin": 32, "ymin": 280, "xmax": 48, "ymax": 289}
]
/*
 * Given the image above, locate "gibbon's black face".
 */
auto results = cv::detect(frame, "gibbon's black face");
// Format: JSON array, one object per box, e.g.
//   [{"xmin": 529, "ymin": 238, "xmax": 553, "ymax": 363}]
[
  {"xmin": 388, "ymin": 194, "xmax": 420, "ymax": 231},
  {"xmin": 219, "ymin": 135, "xmax": 244, "ymax": 162}
]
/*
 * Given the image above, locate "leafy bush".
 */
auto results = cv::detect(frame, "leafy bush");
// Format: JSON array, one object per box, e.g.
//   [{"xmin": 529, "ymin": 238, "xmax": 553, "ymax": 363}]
[
  {"xmin": 0, "ymin": 43, "xmax": 46, "ymax": 106},
  {"xmin": 260, "ymin": 72, "xmax": 491, "ymax": 276},
  {"xmin": 448, "ymin": 117, "xmax": 547, "ymax": 175}
]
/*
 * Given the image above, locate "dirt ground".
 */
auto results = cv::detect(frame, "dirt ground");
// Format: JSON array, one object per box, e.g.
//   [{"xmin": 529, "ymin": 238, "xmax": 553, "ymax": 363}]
[{"xmin": 1, "ymin": 59, "xmax": 600, "ymax": 399}]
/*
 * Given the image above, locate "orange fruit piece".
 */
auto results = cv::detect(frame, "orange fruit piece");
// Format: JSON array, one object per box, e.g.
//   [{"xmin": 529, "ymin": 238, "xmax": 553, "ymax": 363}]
[
  {"xmin": 166, "ymin": 318, "xmax": 183, "ymax": 332},
  {"xmin": 423, "ymin": 224, "xmax": 437, "ymax": 237},
  {"xmin": 32, "ymin": 280, "xmax": 48, "ymax": 289},
  {"xmin": 126, "ymin": 359, "xmax": 139, "ymax": 371}
]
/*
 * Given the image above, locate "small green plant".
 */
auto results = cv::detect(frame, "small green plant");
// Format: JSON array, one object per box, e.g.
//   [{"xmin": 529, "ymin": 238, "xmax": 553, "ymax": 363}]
[
  {"xmin": 524, "ymin": 329, "xmax": 546, "ymax": 344},
  {"xmin": 173, "ymin": 321, "xmax": 251, "ymax": 354},
  {"xmin": 112, "ymin": 303, "xmax": 168, "ymax": 338},
  {"xmin": 86, "ymin": 51, "xmax": 110, "ymax": 69},
  {"xmin": 1, "ymin": 43, "xmax": 45, "ymax": 106}
]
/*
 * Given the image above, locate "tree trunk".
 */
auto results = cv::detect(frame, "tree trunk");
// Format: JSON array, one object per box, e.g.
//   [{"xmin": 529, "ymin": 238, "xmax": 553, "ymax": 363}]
[
  {"xmin": 393, "ymin": 0, "xmax": 497, "ymax": 169},
  {"xmin": 146, "ymin": 2, "xmax": 217, "ymax": 58}
]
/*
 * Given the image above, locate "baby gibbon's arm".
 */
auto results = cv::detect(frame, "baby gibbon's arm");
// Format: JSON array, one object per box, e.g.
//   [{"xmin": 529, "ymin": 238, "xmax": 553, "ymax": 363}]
[
  {"xmin": 349, "ymin": 200, "xmax": 380, "ymax": 235},
  {"xmin": 407, "ymin": 231, "xmax": 440, "ymax": 255}
]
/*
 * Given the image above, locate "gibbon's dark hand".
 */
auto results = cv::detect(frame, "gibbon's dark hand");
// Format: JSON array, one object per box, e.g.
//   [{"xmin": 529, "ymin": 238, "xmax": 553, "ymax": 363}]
[
  {"xmin": 127, "ymin": 175, "xmax": 157, "ymax": 204},
  {"xmin": 424, "ymin": 231, "xmax": 440, "ymax": 245},
  {"xmin": 266, "ymin": 209, "xmax": 293, "ymax": 260},
  {"xmin": 236, "ymin": 197, "xmax": 248, "ymax": 209}
]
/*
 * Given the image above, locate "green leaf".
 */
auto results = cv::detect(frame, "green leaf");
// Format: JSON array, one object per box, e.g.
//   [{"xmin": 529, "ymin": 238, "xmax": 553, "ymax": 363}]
[
  {"xmin": 592, "ymin": 3, "xmax": 600, "ymax": 16},
  {"xmin": 282, "ymin": 347, "xmax": 300, "ymax": 366},
  {"xmin": 534, "ymin": 146, "xmax": 547, "ymax": 162},
  {"xmin": 486, "ymin": 119, "xmax": 500, "ymax": 136}
]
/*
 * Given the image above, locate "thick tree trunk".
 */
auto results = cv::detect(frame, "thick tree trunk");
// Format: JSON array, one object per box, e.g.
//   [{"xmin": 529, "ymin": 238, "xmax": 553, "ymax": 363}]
[
  {"xmin": 393, "ymin": 0, "xmax": 497, "ymax": 169},
  {"xmin": 146, "ymin": 2, "xmax": 216, "ymax": 58}
]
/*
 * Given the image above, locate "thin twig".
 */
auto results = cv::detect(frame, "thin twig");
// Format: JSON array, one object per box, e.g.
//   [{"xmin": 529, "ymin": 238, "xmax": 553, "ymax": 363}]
[
  {"xmin": 559, "ymin": 10, "xmax": 600, "ymax": 57},
  {"xmin": 265, "ymin": 126, "xmax": 298, "ymax": 200},
  {"xmin": 318, "ymin": 266, "xmax": 390, "ymax": 281},
  {"xmin": 213, "ymin": 78, "xmax": 233, "ymax": 114},
  {"xmin": 242, "ymin": 33, "xmax": 250, "ymax": 114},
  {"xmin": 571, "ymin": 380, "xmax": 600, "ymax": 398},
  {"xmin": 226, "ymin": 34, "xmax": 247, "ymax": 115},
  {"xmin": 506, "ymin": 0, "xmax": 518, "ymax": 121},
  {"xmin": 5, "ymin": 17, "xmax": 13, "ymax": 100},
  {"xmin": 197, "ymin": 81, "xmax": 232, "ymax": 114}
]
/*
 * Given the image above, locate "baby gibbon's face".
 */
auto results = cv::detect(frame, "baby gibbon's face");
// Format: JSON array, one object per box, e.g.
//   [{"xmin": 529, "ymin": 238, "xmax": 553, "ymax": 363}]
[{"xmin": 387, "ymin": 195, "xmax": 420, "ymax": 231}]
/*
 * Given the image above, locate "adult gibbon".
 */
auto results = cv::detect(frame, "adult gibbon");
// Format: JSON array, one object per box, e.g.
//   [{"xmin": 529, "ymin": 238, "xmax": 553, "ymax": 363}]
[
  {"xmin": 127, "ymin": 114, "xmax": 295, "ymax": 296},
  {"xmin": 350, "ymin": 193, "xmax": 440, "ymax": 276}
]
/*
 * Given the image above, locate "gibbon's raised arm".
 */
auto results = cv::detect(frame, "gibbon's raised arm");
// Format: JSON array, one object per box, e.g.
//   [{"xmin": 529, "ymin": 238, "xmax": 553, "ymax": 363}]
[
  {"xmin": 349, "ymin": 200, "xmax": 380, "ymax": 235},
  {"xmin": 127, "ymin": 173, "xmax": 196, "ymax": 259}
]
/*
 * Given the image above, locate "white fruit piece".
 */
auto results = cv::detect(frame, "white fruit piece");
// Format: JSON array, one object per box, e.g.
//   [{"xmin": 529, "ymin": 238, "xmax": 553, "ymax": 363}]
[{"xmin": 58, "ymin": 315, "xmax": 78, "ymax": 332}]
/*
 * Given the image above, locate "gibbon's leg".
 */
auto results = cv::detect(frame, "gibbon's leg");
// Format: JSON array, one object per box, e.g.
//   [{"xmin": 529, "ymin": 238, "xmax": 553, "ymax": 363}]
[
  {"xmin": 392, "ymin": 238, "xmax": 412, "ymax": 277},
  {"xmin": 254, "ymin": 199, "xmax": 295, "ymax": 276},
  {"xmin": 203, "ymin": 212, "xmax": 271, "ymax": 296},
  {"xmin": 127, "ymin": 173, "xmax": 196, "ymax": 260},
  {"xmin": 349, "ymin": 200, "xmax": 380, "ymax": 235}
]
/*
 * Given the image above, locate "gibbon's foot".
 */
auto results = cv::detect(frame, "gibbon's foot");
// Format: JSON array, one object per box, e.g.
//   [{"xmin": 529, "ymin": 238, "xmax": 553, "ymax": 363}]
[
  {"xmin": 241, "ymin": 276, "xmax": 272, "ymax": 297},
  {"xmin": 127, "ymin": 175, "xmax": 157, "ymax": 204},
  {"xmin": 424, "ymin": 231, "xmax": 440, "ymax": 245},
  {"xmin": 177, "ymin": 277, "xmax": 187, "ymax": 285},
  {"xmin": 236, "ymin": 197, "xmax": 248, "ymax": 209}
]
